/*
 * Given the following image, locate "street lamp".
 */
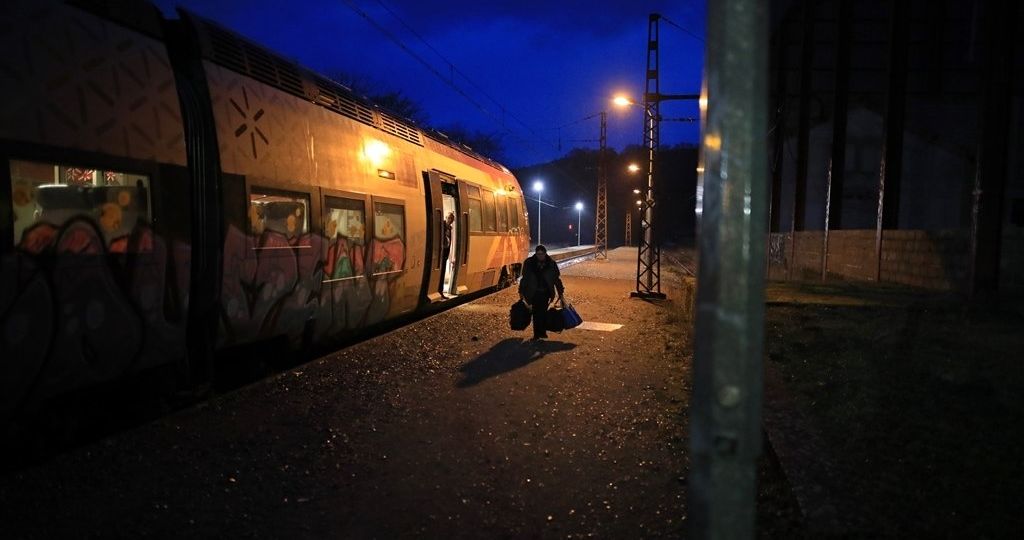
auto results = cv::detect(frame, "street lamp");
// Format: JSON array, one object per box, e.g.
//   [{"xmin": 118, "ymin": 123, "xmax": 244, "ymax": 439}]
[
  {"xmin": 532, "ymin": 180, "xmax": 544, "ymax": 246},
  {"xmin": 612, "ymin": 95, "xmax": 634, "ymax": 107},
  {"xmin": 627, "ymin": 163, "xmax": 641, "ymax": 173},
  {"xmin": 612, "ymin": 87, "xmax": 699, "ymax": 299},
  {"xmin": 574, "ymin": 202, "xmax": 583, "ymax": 246}
]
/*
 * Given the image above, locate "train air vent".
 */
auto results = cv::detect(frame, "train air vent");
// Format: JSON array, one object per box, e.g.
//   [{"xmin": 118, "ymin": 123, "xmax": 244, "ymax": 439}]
[
  {"xmin": 379, "ymin": 113, "xmax": 422, "ymax": 145},
  {"xmin": 310, "ymin": 76, "xmax": 376, "ymax": 127},
  {"xmin": 204, "ymin": 22, "xmax": 306, "ymax": 100}
]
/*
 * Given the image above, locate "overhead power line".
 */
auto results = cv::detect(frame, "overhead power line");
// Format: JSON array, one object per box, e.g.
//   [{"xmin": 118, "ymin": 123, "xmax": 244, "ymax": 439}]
[
  {"xmin": 346, "ymin": 0, "xmax": 601, "ymax": 196},
  {"xmin": 660, "ymin": 14, "xmax": 705, "ymax": 43},
  {"xmin": 341, "ymin": 0, "xmax": 561, "ymax": 159}
]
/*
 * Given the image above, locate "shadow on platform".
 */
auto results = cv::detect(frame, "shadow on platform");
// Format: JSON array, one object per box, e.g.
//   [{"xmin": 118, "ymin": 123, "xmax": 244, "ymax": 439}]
[{"xmin": 456, "ymin": 338, "xmax": 576, "ymax": 388}]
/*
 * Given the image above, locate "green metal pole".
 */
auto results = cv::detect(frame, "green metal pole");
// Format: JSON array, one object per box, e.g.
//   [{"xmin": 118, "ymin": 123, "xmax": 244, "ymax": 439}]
[{"xmin": 690, "ymin": 0, "xmax": 768, "ymax": 536}]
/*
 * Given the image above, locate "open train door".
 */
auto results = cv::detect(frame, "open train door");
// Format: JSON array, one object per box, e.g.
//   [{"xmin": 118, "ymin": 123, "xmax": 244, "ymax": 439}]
[{"xmin": 422, "ymin": 170, "xmax": 465, "ymax": 303}]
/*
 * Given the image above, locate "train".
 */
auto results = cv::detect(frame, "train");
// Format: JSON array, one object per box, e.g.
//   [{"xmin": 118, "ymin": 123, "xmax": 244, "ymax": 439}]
[{"xmin": 0, "ymin": 0, "xmax": 531, "ymax": 420}]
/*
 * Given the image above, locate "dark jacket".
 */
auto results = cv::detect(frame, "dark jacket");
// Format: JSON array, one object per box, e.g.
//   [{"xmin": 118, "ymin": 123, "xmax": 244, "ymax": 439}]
[{"xmin": 519, "ymin": 254, "xmax": 564, "ymax": 301}]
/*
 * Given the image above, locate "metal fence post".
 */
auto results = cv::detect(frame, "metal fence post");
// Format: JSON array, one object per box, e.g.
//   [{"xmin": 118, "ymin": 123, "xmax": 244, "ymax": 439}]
[{"xmin": 690, "ymin": 0, "xmax": 768, "ymax": 536}]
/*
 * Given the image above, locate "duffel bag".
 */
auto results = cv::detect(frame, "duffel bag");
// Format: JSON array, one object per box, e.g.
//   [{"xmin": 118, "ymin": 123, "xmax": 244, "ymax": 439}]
[{"xmin": 509, "ymin": 300, "xmax": 531, "ymax": 331}]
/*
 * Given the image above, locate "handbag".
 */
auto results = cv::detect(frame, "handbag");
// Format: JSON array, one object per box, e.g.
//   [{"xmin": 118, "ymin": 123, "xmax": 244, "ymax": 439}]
[
  {"xmin": 546, "ymin": 304, "xmax": 566, "ymax": 333},
  {"xmin": 561, "ymin": 302, "xmax": 583, "ymax": 329},
  {"xmin": 509, "ymin": 300, "xmax": 531, "ymax": 331}
]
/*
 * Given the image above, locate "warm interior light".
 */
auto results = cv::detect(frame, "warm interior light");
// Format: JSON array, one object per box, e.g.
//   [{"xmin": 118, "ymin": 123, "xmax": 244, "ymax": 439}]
[
  {"xmin": 696, "ymin": 166, "xmax": 705, "ymax": 173},
  {"xmin": 364, "ymin": 139, "xmax": 391, "ymax": 166}
]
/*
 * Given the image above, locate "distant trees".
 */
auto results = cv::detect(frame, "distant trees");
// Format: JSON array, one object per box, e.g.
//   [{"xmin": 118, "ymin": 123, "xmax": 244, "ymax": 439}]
[
  {"xmin": 434, "ymin": 123, "xmax": 505, "ymax": 160},
  {"xmin": 325, "ymin": 71, "xmax": 429, "ymax": 124},
  {"xmin": 324, "ymin": 70, "xmax": 505, "ymax": 160}
]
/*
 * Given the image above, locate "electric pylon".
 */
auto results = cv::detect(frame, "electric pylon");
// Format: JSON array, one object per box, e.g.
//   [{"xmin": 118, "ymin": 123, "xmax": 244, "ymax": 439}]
[{"xmin": 594, "ymin": 111, "xmax": 608, "ymax": 259}]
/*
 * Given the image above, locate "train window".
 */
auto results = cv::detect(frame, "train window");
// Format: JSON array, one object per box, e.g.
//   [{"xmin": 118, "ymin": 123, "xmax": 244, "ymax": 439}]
[
  {"xmin": 495, "ymin": 194, "xmax": 509, "ymax": 232},
  {"xmin": 507, "ymin": 198, "xmax": 519, "ymax": 229},
  {"xmin": 465, "ymin": 185, "xmax": 482, "ymax": 232},
  {"xmin": 249, "ymin": 188, "xmax": 310, "ymax": 247},
  {"xmin": 9, "ymin": 159, "xmax": 152, "ymax": 254},
  {"xmin": 323, "ymin": 196, "xmax": 366, "ymax": 280},
  {"xmin": 481, "ymin": 190, "xmax": 497, "ymax": 232},
  {"xmin": 371, "ymin": 201, "xmax": 405, "ymax": 274}
]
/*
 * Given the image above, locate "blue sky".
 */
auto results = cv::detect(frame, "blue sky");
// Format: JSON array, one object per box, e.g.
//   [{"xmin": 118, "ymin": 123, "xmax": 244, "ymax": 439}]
[{"xmin": 153, "ymin": 0, "xmax": 706, "ymax": 167}]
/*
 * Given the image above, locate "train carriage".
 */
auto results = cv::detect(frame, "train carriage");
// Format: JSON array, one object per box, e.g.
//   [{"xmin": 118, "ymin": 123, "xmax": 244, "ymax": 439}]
[{"xmin": 0, "ymin": 0, "xmax": 530, "ymax": 421}]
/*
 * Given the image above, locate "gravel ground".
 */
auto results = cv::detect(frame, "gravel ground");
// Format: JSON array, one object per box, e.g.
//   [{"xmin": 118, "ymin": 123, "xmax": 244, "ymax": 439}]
[{"xmin": 0, "ymin": 248, "xmax": 800, "ymax": 538}]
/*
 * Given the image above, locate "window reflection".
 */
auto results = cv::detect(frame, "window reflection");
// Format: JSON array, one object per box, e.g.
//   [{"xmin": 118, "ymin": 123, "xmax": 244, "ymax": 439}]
[
  {"xmin": 249, "ymin": 188, "xmax": 310, "ymax": 248},
  {"xmin": 371, "ymin": 202, "xmax": 405, "ymax": 274},
  {"xmin": 324, "ymin": 196, "xmax": 366, "ymax": 280},
  {"xmin": 10, "ymin": 159, "xmax": 151, "ymax": 253}
]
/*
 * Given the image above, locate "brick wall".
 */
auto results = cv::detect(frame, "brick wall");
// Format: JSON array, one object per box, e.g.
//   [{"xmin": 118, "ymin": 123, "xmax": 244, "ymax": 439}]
[
  {"xmin": 767, "ymin": 228, "xmax": 1023, "ymax": 292},
  {"xmin": 879, "ymin": 230, "xmax": 968, "ymax": 290},
  {"xmin": 792, "ymin": 231, "xmax": 825, "ymax": 279},
  {"xmin": 824, "ymin": 230, "xmax": 876, "ymax": 281}
]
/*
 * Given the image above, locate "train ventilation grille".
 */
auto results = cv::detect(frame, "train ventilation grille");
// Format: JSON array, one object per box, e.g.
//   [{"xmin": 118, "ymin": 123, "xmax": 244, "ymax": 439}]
[
  {"xmin": 310, "ymin": 75, "xmax": 376, "ymax": 127},
  {"xmin": 205, "ymin": 23, "xmax": 305, "ymax": 100},
  {"xmin": 379, "ymin": 113, "xmax": 422, "ymax": 145},
  {"xmin": 197, "ymin": 15, "xmax": 424, "ymax": 146}
]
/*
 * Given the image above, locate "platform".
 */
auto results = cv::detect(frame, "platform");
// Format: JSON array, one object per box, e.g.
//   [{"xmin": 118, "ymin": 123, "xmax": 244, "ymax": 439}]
[{"xmin": 0, "ymin": 248, "xmax": 733, "ymax": 537}]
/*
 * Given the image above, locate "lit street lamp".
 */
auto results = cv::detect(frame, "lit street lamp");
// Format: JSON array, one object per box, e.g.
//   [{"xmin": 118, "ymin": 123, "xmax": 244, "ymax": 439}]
[
  {"xmin": 533, "ymin": 180, "xmax": 544, "ymax": 246},
  {"xmin": 613, "ymin": 88, "xmax": 698, "ymax": 298},
  {"xmin": 627, "ymin": 163, "xmax": 641, "ymax": 173},
  {"xmin": 574, "ymin": 202, "xmax": 583, "ymax": 246}
]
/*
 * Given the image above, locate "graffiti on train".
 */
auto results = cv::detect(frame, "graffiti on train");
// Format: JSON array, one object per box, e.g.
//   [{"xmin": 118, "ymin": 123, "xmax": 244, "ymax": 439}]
[
  {"xmin": 3, "ymin": 209, "xmax": 411, "ymax": 416},
  {"xmin": 1, "ymin": 218, "xmax": 189, "ymax": 415}
]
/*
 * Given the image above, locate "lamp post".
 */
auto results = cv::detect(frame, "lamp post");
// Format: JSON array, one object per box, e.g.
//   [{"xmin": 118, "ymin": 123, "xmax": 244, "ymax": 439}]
[
  {"xmin": 575, "ymin": 202, "xmax": 584, "ymax": 246},
  {"xmin": 614, "ymin": 87, "xmax": 699, "ymax": 299},
  {"xmin": 533, "ymin": 180, "xmax": 544, "ymax": 246}
]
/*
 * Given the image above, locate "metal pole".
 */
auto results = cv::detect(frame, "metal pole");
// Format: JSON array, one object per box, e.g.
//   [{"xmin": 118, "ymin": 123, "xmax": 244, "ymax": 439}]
[
  {"xmin": 690, "ymin": 0, "xmax": 767, "ymax": 535},
  {"xmin": 625, "ymin": 212, "xmax": 632, "ymax": 247},
  {"xmin": 595, "ymin": 111, "xmax": 609, "ymax": 258},
  {"xmin": 969, "ymin": 0, "xmax": 1015, "ymax": 297},
  {"xmin": 645, "ymin": 104, "xmax": 655, "ymax": 289},
  {"xmin": 577, "ymin": 209, "xmax": 582, "ymax": 246},
  {"xmin": 874, "ymin": 0, "xmax": 909, "ymax": 282},
  {"xmin": 632, "ymin": 13, "xmax": 667, "ymax": 300},
  {"xmin": 537, "ymin": 192, "xmax": 542, "ymax": 246}
]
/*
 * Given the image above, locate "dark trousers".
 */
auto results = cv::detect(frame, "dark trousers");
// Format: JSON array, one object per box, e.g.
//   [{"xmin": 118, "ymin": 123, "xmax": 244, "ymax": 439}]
[
  {"xmin": 530, "ymin": 291, "xmax": 551, "ymax": 337},
  {"xmin": 439, "ymin": 249, "xmax": 450, "ymax": 293}
]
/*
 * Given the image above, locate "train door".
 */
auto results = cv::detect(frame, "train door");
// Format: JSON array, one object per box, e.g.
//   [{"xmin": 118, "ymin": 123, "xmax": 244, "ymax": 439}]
[
  {"xmin": 423, "ymin": 170, "xmax": 466, "ymax": 303},
  {"xmin": 440, "ymin": 187, "xmax": 458, "ymax": 296}
]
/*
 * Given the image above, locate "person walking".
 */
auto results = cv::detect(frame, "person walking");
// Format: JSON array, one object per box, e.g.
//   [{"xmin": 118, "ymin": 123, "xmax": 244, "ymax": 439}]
[{"xmin": 518, "ymin": 245, "xmax": 565, "ymax": 340}]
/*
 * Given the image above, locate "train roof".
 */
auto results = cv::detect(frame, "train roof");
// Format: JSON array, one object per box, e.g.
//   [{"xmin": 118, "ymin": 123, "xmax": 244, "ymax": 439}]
[{"xmin": 177, "ymin": 8, "xmax": 513, "ymax": 177}]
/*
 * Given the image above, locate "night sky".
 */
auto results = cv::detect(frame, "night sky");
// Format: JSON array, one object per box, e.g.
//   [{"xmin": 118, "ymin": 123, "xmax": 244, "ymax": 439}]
[{"xmin": 152, "ymin": 0, "xmax": 706, "ymax": 168}]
